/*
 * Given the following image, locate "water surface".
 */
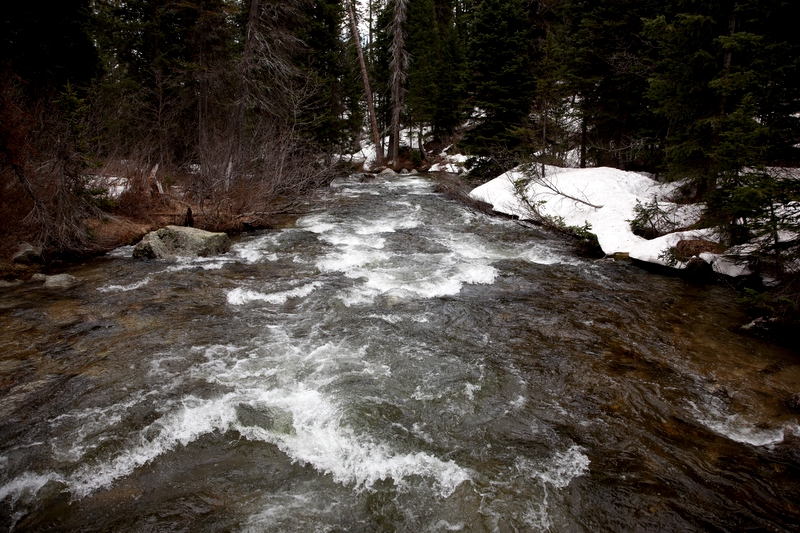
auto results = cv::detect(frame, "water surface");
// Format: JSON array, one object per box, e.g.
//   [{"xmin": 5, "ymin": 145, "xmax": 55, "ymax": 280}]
[{"xmin": 1, "ymin": 175, "xmax": 799, "ymax": 532}]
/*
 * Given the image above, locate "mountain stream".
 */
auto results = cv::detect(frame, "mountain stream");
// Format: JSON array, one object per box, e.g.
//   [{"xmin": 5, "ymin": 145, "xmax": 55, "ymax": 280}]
[{"xmin": 1, "ymin": 175, "xmax": 799, "ymax": 532}]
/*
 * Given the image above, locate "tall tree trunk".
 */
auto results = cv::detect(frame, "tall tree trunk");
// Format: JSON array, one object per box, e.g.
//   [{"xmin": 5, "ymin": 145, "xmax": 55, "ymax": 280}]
[
  {"xmin": 198, "ymin": 44, "xmax": 208, "ymax": 179},
  {"xmin": 389, "ymin": 0, "xmax": 409, "ymax": 164},
  {"xmin": 418, "ymin": 123, "xmax": 426, "ymax": 162},
  {"xmin": 227, "ymin": 0, "xmax": 262, "ymax": 189},
  {"xmin": 580, "ymin": 115, "xmax": 587, "ymax": 168},
  {"xmin": 347, "ymin": 0, "xmax": 383, "ymax": 163},
  {"xmin": 721, "ymin": 2, "xmax": 737, "ymax": 116}
]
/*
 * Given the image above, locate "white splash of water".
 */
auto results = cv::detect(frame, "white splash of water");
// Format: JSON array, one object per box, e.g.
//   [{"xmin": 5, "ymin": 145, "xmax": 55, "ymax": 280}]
[
  {"xmin": 0, "ymin": 472, "xmax": 65, "ymax": 505},
  {"xmin": 227, "ymin": 282, "xmax": 322, "ymax": 306},
  {"xmin": 97, "ymin": 276, "xmax": 152, "ymax": 293},
  {"xmin": 689, "ymin": 400, "xmax": 794, "ymax": 447},
  {"xmin": 233, "ymin": 386, "xmax": 470, "ymax": 497}
]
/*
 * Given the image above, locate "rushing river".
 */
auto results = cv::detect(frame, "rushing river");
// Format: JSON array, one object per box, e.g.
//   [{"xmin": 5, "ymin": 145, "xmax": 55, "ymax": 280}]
[{"xmin": 1, "ymin": 175, "xmax": 799, "ymax": 532}]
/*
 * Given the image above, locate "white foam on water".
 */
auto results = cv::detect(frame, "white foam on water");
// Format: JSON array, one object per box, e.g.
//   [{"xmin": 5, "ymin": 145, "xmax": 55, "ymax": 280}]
[
  {"xmin": 296, "ymin": 213, "xmax": 337, "ymax": 234},
  {"xmin": 49, "ymin": 394, "xmax": 148, "ymax": 462},
  {"xmin": 97, "ymin": 276, "xmax": 152, "ymax": 293},
  {"xmin": 165, "ymin": 255, "xmax": 234, "ymax": 272},
  {"xmin": 496, "ymin": 446, "xmax": 590, "ymax": 531},
  {"xmin": 353, "ymin": 217, "xmax": 421, "ymax": 235},
  {"xmin": 290, "ymin": 182, "xmax": 576, "ymax": 308},
  {"xmin": 242, "ymin": 492, "xmax": 329, "ymax": 532},
  {"xmin": 227, "ymin": 282, "xmax": 322, "ymax": 306},
  {"xmin": 367, "ymin": 314, "xmax": 404, "ymax": 324},
  {"xmin": 181, "ymin": 333, "xmax": 472, "ymax": 498},
  {"xmin": 464, "ymin": 382, "xmax": 480, "ymax": 401},
  {"xmin": 535, "ymin": 445, "xmax": 590, "ymax": 489},
  {"xmin": 0, "ymin": 472, "xmax": 65, "ymax": 505},
  {"xmin": 231, "ymin": 233, "xmax": 283, "ymax": 263},
  {"xmin": 322, "ymin": 233, "xmax": 386, "ymax": 249},
  {"xmin": 232, "ymin": 386, "xmax": 469, "ymax": 496},
  {"xmin": 238, "ymin": 248, "xmax": 278, "ymax": 263},
  {"xmin": 432, "ymin": 520, "xmax": 467, "ymax": 531},
  {"xmin": 316, "ymin": 249, "xmax": 391, "ymax": 275},
  {"xmin": 67, "ymin": 394, "xmax": 239, "ymax": 499},
  {"xmin": 315, "ymin": 242, "xmax": 498, "ymax": 304},
  {"xmin": 108, "ymin": 245, "xmax": 135, "ymax": 258},
  {"xmin": 689, "ymin": 400, "xmax": 794, "ymax": 447}
]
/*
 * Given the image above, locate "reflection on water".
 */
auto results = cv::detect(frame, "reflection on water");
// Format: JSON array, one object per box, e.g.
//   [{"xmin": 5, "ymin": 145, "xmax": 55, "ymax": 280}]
[{"xmin": 1, "ymin": 175, "xmax": 799, "ymax": 532}]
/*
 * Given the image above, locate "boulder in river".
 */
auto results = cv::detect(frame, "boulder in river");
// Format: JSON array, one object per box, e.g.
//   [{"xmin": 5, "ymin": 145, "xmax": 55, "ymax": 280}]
[
  {"xmin": 133, "ymin": 225, "xmax": 231, "ymax": 259},
  {"xmin": 12, "ymin": 243, "xmax": 43, "ymax": 265}
]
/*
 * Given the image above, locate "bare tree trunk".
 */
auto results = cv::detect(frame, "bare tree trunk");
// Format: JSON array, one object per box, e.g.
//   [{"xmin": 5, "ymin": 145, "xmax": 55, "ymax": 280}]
[
  {"xmin": 580, "ymin": 116, "xmax": 587, "ymax": 168},
  {"xmin": 347, "ymin": 0, "xmax": 383, "ymax": 163},
  {"xmin": 418, "ymin": 123, "xmax": 426, "ymax": 161},
  {"xmin": 389, "ymin": 0, "xmax": 409, "ymax": 164},
  {"xmin": 198, "ymin": 37, "xmax": 209, "ymax": 182}
]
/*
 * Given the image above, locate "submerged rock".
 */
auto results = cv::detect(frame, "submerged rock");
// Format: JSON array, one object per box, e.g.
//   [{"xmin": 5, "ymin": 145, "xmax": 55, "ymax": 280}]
[
  {"xmin": 44, "ymin": 274, "xmax": 77, "ymax": 288},
  {"xmin": 133, "ymin": 225, "xmax": 231, "ymax": 259}
]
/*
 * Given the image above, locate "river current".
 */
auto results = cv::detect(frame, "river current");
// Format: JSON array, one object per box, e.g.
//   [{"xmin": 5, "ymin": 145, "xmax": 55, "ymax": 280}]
[{"xmin": 1, "ymin": 175, "xmax": 799, "ymax": 531}]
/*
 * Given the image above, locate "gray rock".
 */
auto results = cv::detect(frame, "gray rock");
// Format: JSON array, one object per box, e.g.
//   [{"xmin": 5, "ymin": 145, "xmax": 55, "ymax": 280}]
[
  {"xmin": 133, "ymin": 225, "xmax": 231, "ymax": 259},
  {"xmin": 31, "ymin": 273, "xmax": 47, "ymax": 282},
  {"xmin": 44, "ymin": 274, "xmax": 77, "ymax": 288},
  {"xmin": 12, "ymin": 243, "xmax": 43, "ymax": 265},
  {"xmin": 377, "ymin": 168, "xmax": 397, "ymax": 177},
  {"xmin": 399, "ymin": 168, "xmax": 410, "ymax": 175}
]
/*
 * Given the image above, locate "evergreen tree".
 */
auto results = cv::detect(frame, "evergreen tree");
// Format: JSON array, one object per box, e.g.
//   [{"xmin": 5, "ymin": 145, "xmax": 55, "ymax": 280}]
[
  {"xmin": 299, "ymin": 0, "xmax": 350, "ymax": 151},
  {"xmin": 646, "ymin": 0, "xmax": 800, "ymax": 269},
  {"xmin": 431, "ymin": 0, "xmax": 467, "ymax": 142},
  {"xmin": 463, "ymin": 0, "xmax": 537, "ymax": 157},
  {"xmin": 405, "ymin": 0, "xmax": 440, "ymax": 156},
  {"xmin": 558, "ymin": 0, "xmax": 665, "ymax": 170}
]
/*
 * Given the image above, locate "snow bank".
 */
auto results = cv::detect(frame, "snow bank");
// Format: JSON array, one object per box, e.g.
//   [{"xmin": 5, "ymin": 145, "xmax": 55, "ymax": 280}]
[
  {"xmin": 469, "ymin": 165, "xmax": 748, "ymax": 275},
  {"xmin": 429, "ymin": 162, "xmax": 466, "ymax": 174},
  {"xmin": 470, "ymin": 166, "xmax": 683, "ymax": 254},
  {"xmin": 627, "ymin": 229, "xmax": 714, "ymax": 266}
]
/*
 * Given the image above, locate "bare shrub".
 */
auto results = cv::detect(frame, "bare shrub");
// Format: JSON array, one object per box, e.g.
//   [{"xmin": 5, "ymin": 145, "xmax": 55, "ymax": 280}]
[
  {"xmin": 0, "ymin": 74, "xmax": 102, "ymax": 258},
  {"xmin": 185, "ymin": 120, "xmax": 337, "ymax": 232}
]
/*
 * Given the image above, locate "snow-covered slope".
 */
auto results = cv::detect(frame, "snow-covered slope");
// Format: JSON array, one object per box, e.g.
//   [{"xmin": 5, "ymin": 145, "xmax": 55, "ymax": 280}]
[
  {"xmin": 469, "ymin": 165, "xmax": 746, "ymax": 274},
  {"xmin": 470, "ymin": 166, "xmax": 684, "ymax": 253}
]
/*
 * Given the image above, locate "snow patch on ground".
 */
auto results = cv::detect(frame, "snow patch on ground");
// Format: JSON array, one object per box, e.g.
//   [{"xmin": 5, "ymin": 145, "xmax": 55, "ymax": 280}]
[
  {"xmin": 469, "ymin": 165, "xmax": 750, "ymax": 275},
  {"xmin": 471, "ymin": 166, "xmax": 681, "ymax": 254}
]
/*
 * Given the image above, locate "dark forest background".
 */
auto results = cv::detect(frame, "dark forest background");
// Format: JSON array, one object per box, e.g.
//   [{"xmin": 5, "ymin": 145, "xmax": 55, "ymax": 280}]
[{"xmin": 2, "ymin": 1, "xmax": 799, "ymax": 304}]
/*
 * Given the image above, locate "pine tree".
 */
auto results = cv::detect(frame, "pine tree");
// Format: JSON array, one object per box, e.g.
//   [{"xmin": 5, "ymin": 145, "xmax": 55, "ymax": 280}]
[
  {"xmin": 299, "ymin": 0, "xmax": 349, "ymax": 151},
  {"xmin": 558, "ymin": 0, "xmax": 665, "ymax": 170},
  {"xmin": 1, "ymin": 0, "xmax": 100, "ymax": 95},
  {"xmin": 463, "ymin": 0, "xmax": 537, "ymax": 157},
  {"xmin": 405, "ymin": 0, "xmax": 440, "ymax": 158},
  {"xmin": 646, "ymin": 0, "xmax": 800, "ymax": 269},
  {"xmin": 431, "ymin": 0, "xmax": 467, "ymax": 142}
]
